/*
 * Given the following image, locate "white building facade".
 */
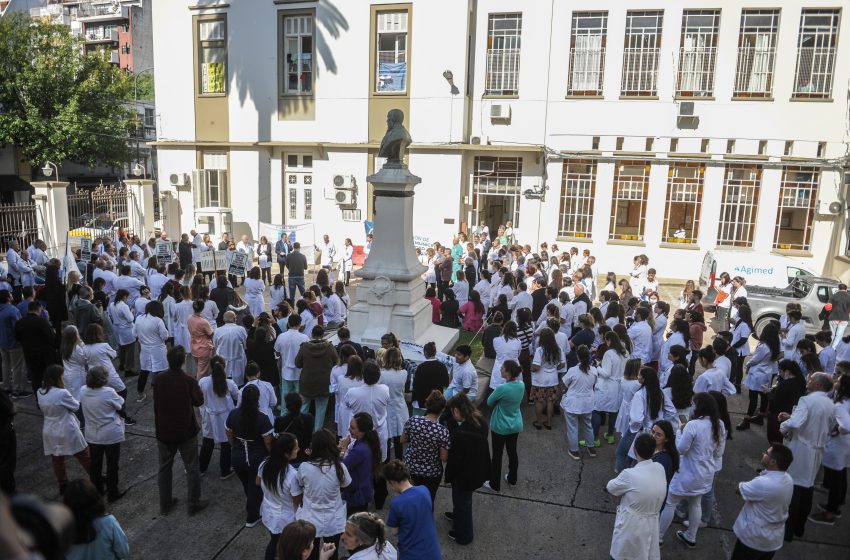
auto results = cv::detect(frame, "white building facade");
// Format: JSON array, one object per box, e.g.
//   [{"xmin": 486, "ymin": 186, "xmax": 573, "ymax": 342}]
[{"xmin": 152, "ymin": 0, "xmax": 850, "ymax": 280}]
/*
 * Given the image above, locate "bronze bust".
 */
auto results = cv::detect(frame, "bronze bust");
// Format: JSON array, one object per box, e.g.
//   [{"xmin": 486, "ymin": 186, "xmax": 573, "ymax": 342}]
[{"xmin": 377, "ymin": 109, "xmax": 412, "ymax": 168}]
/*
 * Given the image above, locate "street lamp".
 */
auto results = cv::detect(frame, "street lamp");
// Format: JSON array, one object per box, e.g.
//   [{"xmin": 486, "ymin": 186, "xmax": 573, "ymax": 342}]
[
  {"xmin": 132, "ymin": 66, "xmax": 155, "ymax": 179},
  {"xmin": 41, "ymin": 161, "xmax": 59, "ymax": 181},
  {"xmin": 132, "ymin": 162, "xmax": 145, "ymax": 177}
]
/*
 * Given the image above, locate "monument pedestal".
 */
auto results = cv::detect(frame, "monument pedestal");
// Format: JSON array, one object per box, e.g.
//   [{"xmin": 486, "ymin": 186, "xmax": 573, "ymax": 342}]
[{"xmin": 347, "ymin": 166, "xmax": 458, "ymax": 352}]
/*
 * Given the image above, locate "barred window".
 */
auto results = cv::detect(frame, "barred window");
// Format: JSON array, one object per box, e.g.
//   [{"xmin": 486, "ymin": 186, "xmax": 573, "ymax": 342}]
[
  {"xmin": 663, "ymin": 163, "xmax": 704, "ymax": 244},
  {"xmin": 717, "ymin": 165, "xmax": 761, "ymax": 247},
  {"xmin": 283, "ymin": 15, "xmax": 314, "ymax": 95},
  {"xmin": 621, "ymin": 11, "xmax": 663, "ymax": 97},
  {"xmin": 734, "ymin": 9, "xmax": 779, "ymax": 98},
  {"xmin": 568, "ymin": 12, "xmax": 607, "ymax": 96},
  {"xmin": 485, "ymin": 14, "xmax": 522, "ymax": 96},
  {"xmin": 559, "ymin": 160, "xmax": 596, "ymax": 238},
  {"xmin": 610, "ymin": 161, "xmax": 649, "ymax": 241},
  {"xmin": 473, "ymin": 156, "xmax": 522, "ymax": 228},
  {"xmin": 774, "ymin": 167, "xmax": 818, "ymax": 251},
  {"xmin": 677, "ymin": 10, "xmax": 719, "ymax": 97},
  {"xmin": 793, "ymin": 9, "xmax": 840, "ymax": 99}
]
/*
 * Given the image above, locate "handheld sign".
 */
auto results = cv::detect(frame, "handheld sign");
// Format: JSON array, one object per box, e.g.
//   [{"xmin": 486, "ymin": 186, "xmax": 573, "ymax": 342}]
[
  {"xmin": 155, "ymin": 239, "xmax": 172, "ymax": 266},
  {"xmin": 228, "ymin": 251, "xmax": 248, "ymax": 277},
  {"xmin": 199, "ymin": 250, "xmax": 216, "ymax": 274},
  {"xmin": 80, "ymin": 238, "xmax": 92, "ymax": 262},
  {"xmin": 214, "ymin": 250, "xmax": 229, "ymax": 272}
]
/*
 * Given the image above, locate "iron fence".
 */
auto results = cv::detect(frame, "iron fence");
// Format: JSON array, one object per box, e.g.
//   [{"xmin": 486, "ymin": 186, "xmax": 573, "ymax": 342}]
[
  {"xmin": 67, "ymin": 185, "xmax": 133, "ymax": 240},
  {"xmin": 0, "ymin": 203, "xmax": 40, "ymax": 251}
]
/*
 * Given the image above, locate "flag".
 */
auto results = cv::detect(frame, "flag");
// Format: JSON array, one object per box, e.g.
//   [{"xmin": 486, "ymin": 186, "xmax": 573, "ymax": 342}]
[
  {"xmin": 62, "ymin": 232, "xmax": 80, "ymax": 283},
  {"xmin": 364, "ymin": 220, "xmax": 374, "ymax": 235}
]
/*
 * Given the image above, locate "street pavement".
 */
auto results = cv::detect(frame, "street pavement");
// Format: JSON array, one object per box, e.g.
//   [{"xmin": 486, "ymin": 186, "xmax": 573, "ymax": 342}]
[{"xmin": 9, "ymin": 279, "xmax": 850, "ymax": 559}]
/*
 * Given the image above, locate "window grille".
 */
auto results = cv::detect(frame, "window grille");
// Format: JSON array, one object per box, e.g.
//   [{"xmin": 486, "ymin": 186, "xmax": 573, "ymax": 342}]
[
  {"xmin": 568, "ymin": 12, "xmax": 607, "ymax": 96},
  {"xmin": 485, "ymin": 14, "xmax": 522, "ymax": 95},
  {"xmin": 559, "ymin": 160, "xmax": 596, "ymax": 238},
  {"xmin": 734, "ymin": 9, "xmax": 779, "ymax": 97},
  {"xmin": 663, "ymin": 163, "xmax": 704, "ymax": 244},
  {"xmin": 774, "ymin": 167, "xmax": 818, "ymax": 250},
  {"xmin": 283, "ymin": 15, "xmax": 313, "ymax": 94},
  {"xmin": 621, "ymin": 11, "xmax": 662, "ymax": 96},
  {"xmin": 610, "ymin": 161, "xmax": 649, "ymax": 240},
  {"xmin": 717, "ymin": 165, "xmax": 761, "ymax": 247},
  {"xmin": 677, "ymin": 10, "xmax": 719, "ymax": 97},
  {"xmin": 793, "ymin": 9, "xmax": 840, "ymax": 99}
]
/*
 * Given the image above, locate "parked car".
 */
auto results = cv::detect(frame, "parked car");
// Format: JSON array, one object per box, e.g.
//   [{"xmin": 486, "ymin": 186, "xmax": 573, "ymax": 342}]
[
  {"xmin": 746, "ymin": 276, "xmax": 839, "ymax": 336},
  {"xmin": 68, "ymin": 216, "xmax": 129, "ymax": 240},
  {"xmin": 699, "ymin": 250, "xmax": 818, "ymax": 307}
]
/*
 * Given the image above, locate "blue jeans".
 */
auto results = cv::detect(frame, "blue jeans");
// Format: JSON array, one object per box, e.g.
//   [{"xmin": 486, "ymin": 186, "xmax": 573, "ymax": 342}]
[
  {"xmin": 615, "ymin": 431, "xmax": 637, "ymax": 473},
  {"xmin": 301, "ymin": 396, "xmax": 329, "ymax": 433},
  {"xmin": 281, "ymin": 380, "xmax": 299, "ymax": 404},
  {"xmin": 451, "ymin": 485, "xmax": 474, "ymax": 544},
  {"xmin": 565, "ymin": 412, "xmax": 594, "ymax": 453},
  {"xmin": 288, "ymin": 276, "xmax": 306, "ymax": 301},
  {"xmin": 592, "ymin": 410, "xmax": 618, "ymax": 440}
]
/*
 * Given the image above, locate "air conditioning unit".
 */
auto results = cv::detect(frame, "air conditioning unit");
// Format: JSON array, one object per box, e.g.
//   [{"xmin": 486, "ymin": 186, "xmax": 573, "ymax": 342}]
[
  {"xmin": 676, "ymin": 101, "xmax": 699, "ymax": 129},
  {"xmin": 323, "ymin": 187, "xmax": 337, "ymax": 200},
  {"xmin": 169, "ymin": 173, "xmax": 188, "ymax": 186},
  {"xmin": 335, "ymin": 189, "xmax": 355, "ymax": 206},
  {"xmin": 332, "ymin": 174, "xmax": 356, "ymax": 190},
  {"xmin": 818, "ymin": 200, "xmax": 844, "ymax": 216},
  {"xmin": 470, "ymin": 135, "xmax": 489, "ymax": 146},
  {"xmin": 490, "ymin": 103, "xmax": 511, "ymax": 121}
]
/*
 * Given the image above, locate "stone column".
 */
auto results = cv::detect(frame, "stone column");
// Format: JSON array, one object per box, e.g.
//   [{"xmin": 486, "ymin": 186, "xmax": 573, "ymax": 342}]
[
  {"xmin": 123, "ymin": 178, "xmax": 156, "ymax": 241},
  {"xmin": 159, "ymin": 189, "xmax": 182, "ymax": 241},
  {"xmin": 30, "ymin": 181, "xmax": 70, "ymax": 258}
]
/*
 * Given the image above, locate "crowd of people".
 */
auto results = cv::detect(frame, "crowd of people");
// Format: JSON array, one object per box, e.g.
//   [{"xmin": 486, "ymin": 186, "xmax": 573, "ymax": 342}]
[{"xmin": 1, "ymin": 223, "xmax": 849, "ymax": 560}]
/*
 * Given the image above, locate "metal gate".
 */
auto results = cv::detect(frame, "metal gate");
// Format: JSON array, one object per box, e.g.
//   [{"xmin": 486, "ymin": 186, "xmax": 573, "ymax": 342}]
[
  {"xmin": 67, "ymin": 186, "xmax": 133, "ymax": 240},
  {"xmin": 0, "ymin": 203, "xmax": 40, "ymax": 251}
]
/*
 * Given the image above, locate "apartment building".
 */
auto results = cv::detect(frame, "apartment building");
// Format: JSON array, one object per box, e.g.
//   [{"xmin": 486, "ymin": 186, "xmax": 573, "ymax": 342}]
[{"xmin": 152, "ymin": 0, "xmax": 850, "ymax": 279}]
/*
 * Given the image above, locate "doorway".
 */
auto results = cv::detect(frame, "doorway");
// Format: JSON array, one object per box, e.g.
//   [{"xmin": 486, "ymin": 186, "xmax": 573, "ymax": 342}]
[{"xmin": 475, "ymin": 193, "xmax": 517, "ymax": 239}]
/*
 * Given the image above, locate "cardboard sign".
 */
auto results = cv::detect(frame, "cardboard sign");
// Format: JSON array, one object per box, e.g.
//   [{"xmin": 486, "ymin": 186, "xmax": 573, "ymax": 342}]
[
  {"xmin": 79, "ymin": 238, "xmax": 92, "ymax": 262},
  {"xmin": 228, "ymin": 251, "xmax": 248, "ymax": 277},
  {"xmin": 199, "ymin": 250, "xmax": 216, "ymax": 273},
  {"xmin": 155, "ymin": 239, "xmax": 173, "ymax": 266},
  {"xmin": 215, "ymin": 250, "xmax": 229, "ymax": 272},
  {"xmin": 413, "ymin": 235, "xmax": 431, "ymax": 251}
]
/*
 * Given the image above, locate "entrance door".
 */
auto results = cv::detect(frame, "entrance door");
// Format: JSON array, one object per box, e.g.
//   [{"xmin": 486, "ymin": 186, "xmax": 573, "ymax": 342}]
[
  {"xmin": 475, "ymin": 193, "xmax": 516, "ymax": 240},
  {"xmin": 283, "ymin": 154, "xmax": 314, "ymax": 224}
]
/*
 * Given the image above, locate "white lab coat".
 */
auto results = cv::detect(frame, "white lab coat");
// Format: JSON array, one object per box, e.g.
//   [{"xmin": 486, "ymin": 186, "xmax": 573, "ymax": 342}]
[
  {"xmin": 693, "ymin": 367, "xmax": 736, "ymax": 396},
  {"xmin": 650, "ymin": 314, "xmax": 667, "ymax": 362},
  {"xmin": 782, "ymin": 322, "xmax": 806, "ymax": 364},
  {"xmin": 347, "ymin": 543, "xmax": 398, "ymax": 560},
  {"xmin": 323, "ymin": 294, "xmax": 346, "ymax": 324},
  {"xmin": 615, "ymin": 379, "xmax": 641, "ymax": 435},
  {"xmin": 732, "ymin": 321, "xmax": 752, "ymax": 357},
  {"xmin": 823, "ymin": 399, "xmax": 850, "ymax": 470},
  {"xmin": 79, "ymin": 386, "xmax": 125, "ymax": 445},
  {"xmin": 173, "ymin": 299, "xmax": 194, "ymax": 350},
  {"xmin": 239, "ymin": 379, "xmax": 278, "ymax": 425},
  {"xmin": 627, "ymin": 321, "xmax": 653, "ymax": 364},
  {"xmin": 744, "ymin": 343, "xmax": 778, "ymax": 393},
  {"xmin": 258, "ymin": 461, "xmax": 299, "ymax": 534},
  {"xmin": 135, "ymin": 313, "xmax": 169, "ymax": 373},
  {"xmin": 733, "ymin": 470, "xmax": 795, "ymax": 553},
  {"xmin": 490, "ymin": 336, "xmax": 521, "ymax": 389},
  {"xmin": 344, "ymin": 384, "xmax": 390, "ymax": 459},
  {"xmin": 659, "ymin": 331, "xmax": 686, "ymax": 372},
  {"xmin": 628, "ymin": 387, "xmax": 678, "ymax": 434},
  {"xmin": 198, "ymin": 376, "xmax": 238, "ymax": 443},
  {"xmin": 113, "ymin": 275, "xmax": 144, "ymax": 308},
  {"xmin": 508, "ymin": 290, "xmax": 532, "ymax": 322},
  {"xmin": 244, "ymin": 278, "xmax": 266, "ymax": 318},
  {"xmin": 335, "ymin": 376, "xmax": 365, "ymax": 437},
  {"xmin": 202, "ymin": 300, "xmax": 219, "ymax": 330},
  {"xmin": 295, "ymin": 462, "xmax": 351, "ymax": 537},
  {"xmin": 341, "ymin": 245, "xmax": 354, "ymax": 276},
  {"xmin": 669, "ymin": 417, "xmax": 726, "ymax": 496},
  {"xmin": 133, "ymin": 296, "xmax": 151, "ymax": 317},
  {"xmin": 37, "ymin": 388, "xmax": 88, "ymax": 456},
  {"xmin": 83, "ymin": 343, "xmax": 125, "ymax": 392},
  {"xmin": 606, "ymin": 459, "xmax": 667, "ymax": 560},
  {"xmin": 213, "ymin": 324, "xmax": 248, "ymax": 385},
  {"xmin": 108, "ymin": 301, "xmax": 136, "ymax": 346},
  {"xmin": 320, "ymin": 241, "xmax": 337, "ymax": 268},
  {"xmin": 780, "ymin": 391, "xmax": 835, "ymax": 487},
  {"xmin": 62, "ymin": 345, "xmax": 89, "ymax": 401},
  {"xmin": 275, "ymin": 329, "xmax": 309, "ymax": 382},
  {"xmin": 453, "ymin": 280, "xmax": 469, "ymax": 308},
  {"xmin": 560, "ymin": 365, "xmax": 598, "ymax": 415},
  {"xmin": 595, "ymin": 350, "xmax": 626, "ymax": 413},
  {"xmin": 379, "ymin": 368, "xmax": 409, "ymax": 438}
]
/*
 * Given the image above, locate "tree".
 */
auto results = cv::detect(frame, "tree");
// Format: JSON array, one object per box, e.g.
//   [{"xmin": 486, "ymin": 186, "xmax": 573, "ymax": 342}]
[{"xmin": 0, "ymin": 13, "xmax": 136, "ymax": 169}]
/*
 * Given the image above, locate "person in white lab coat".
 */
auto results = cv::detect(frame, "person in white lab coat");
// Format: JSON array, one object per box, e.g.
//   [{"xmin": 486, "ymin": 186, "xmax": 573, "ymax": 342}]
[
  {"xmin": 244, "ymin": 267, "xmax": 266, "ymax": 319},
  {"xmin": 737, "ymin": 321, "xmax": 781, "ymax": 431},
  {"xmin": 258, "ymin": 433, "xmax": 301, "ymax": 560},
  {"xmin": 108, "ymin": 289, "xmax": 137, "ymax": 378},
  {"xmin": 809, "ymin": 374, "xmax": 850, "ymax": 525},
  {"xmin": 489, "ymin": 321, "xmax": 522, "ymax": 393},
  {"xmin": 593, "ymin": 331, "xmax": 628, "ymax": 445},
  {"xmin": 198, "ymin": 356, "xmax": 238, "ymax": 479},
  {"xmin": 344, "ymin": 362, "xmax": 390, "ymax": 461},
  {"xmin": 693, "ymin": 346, "xmax": 736, "ymax": 396},
  {"xmin": 274, "ymin": 314, "xmax": 309, "ymax": 401},
  {"xmin": 37, "ymin": 364, "xmax": 91, "ymax": 494},
  {"xmin": 172, "ymin": 286, "xmax": 195, "ymax": 351},
  {"xmin": 322, "ymin": 286, "xmax": 346, "ymax": 330},
  {"xmin": 779, "ymin": 373, "xmax": 835, "ymax": 541},
  {"xmin": 239, "ymin": 362, "xmax": 278, "ymax": 425},
  {"xmin": 80, "ymin": 365, "xmax": 126, "ymax": 502},
  {"xmin": 606, "ymin": 432, "xmax": 668, "ymax": 560},
  {"xmin": 731, "ymin": 443, "xmax": 795, "ymax": 560},
  {"xmin": 560, "ymin": 345, "xmax": 599, "ymax": 460},
  {"xmin": 659, "ymin": 393, "xmax": 727, "ymax": 548},
  {"xmin": 134, "ymin": 300, "xmax": 170, "ymax": 403},
  {"xmin": 616, "ymin": 367, "xmax": 677, "ymax": 472},
  {"xmin": 341, "ymin": 511, "xmax": 398, "ymax": 560},
  {"xmin": 83, "ymin": 324, "xmax": 135, "ymax": 425},
  {"xmin": 341, "ymin": 238, "xmax": 354, "ymax": 287},
  {"xmin": 379, "ymin": 348, "xmax": 409, "ymax": 461},
  {"xmin": 782, "ymin": 310, "xmax": 806, "ymax": 364},
  {"xmin": 60, "ymin": 326, "xmax": 89, "ymax": 404},
  {"xmin": 320, "ymin": 234, "xmax": 338, "ymax": 284},
  {"xmin": 214, "ymin": 311, "xmax": 248, "ymax": 386},
  {"xmin": 627, "ymin": 307, "xmax": 653, "ymax": 364}
]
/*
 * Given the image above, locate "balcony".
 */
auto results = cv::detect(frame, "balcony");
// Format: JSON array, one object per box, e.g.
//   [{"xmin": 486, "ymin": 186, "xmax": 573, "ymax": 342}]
[
  {"xmin": 85, "ymin": 28, "xmax": 119, "ymax": 43},
  {"xmin": 567, "ymin": 47, "xmax": 605, "ymax": 96},
  {"xmin": 676, "ymin": 46, "xmax": 716, "ymax": 97},
  {"xmin": 77, "ymin": 3, "xmax": 129, "ymax": 22},
  {"xmin": 485, "ymin": 48, "xmax": 521, "ymax": 96},
  {"xmin": 792, "ymin": 47, "xmax": 836, "ymax": 99},
  {"xmin": 29, "ymin": 6, "xmax": 71, "ymax": 25},
  {"xmin": 621, "ymin": 47, "xmax": 660, "ymax": 97},
  {"xmin": 733, "ymin": 45, "xmax": 776, "ymax": 98}
]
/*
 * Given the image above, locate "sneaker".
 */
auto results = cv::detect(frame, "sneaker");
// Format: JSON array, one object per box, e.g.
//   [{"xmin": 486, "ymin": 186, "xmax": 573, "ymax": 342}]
[
  {"xmin": 586, "ymin": 447, "xmax": 597, "ymax": 458},
  {"xmin": 123, "ymin": 416, "xmax": 137, "ymax": 426},
  {"xmin": 447, "ymin": 530, "xmax": 457, "ymax": 541},
  {"xmin": 443, "ymin": 512, "xmax": 454, "ymax": 521},
  {"xmin": 567, "ymin": 450, "xmax": 581, "ymax": 461},
  {"xmin": 605, "ymin": 434, "xmax": 616, "ymax": 445},
  {"xmin": 13, "ymin": 390, "xmax": 32, "ymax": 398},
  {"xmin": 504, "ymin": 474, "xmax": 515, "ymax": 486},
  {"xmin": 578, "ymin": 440, "xmax": 586, "ymax": 446},
  {"xmin": 593, "ymin": 439, "xmax": 601, "ymax": 447},
  {"xmin": 674, "ymin": 508, "xmax": 687, "ymax": 520},
  {"xmin": 683, "ymin": 519, "xmax": 708, "ymax": 529},
  {"xmin": 199, "ymin": 470, "xmax": 206, "ymax": 478},
  {"xmin": 808, "ymin": 511, "xmax": 836, "ymax": 526},
  {"xmin": 675, "ymin": 531, "xmax": 697, "ymax": 549},
  {"xmin": 135, "ymin": 392, "xmax": 147, "ymax": 403},
  {"xmin": 220, "ymin": 470, "xmax": 236, "ymax": 481},
  {"xmin": 245, "ymin": 518, "xmax": 262, "ymax": 528},
  {"xmin": 482, "ymin": 480, "xmax": 498, "ymax": 492},
  {"xmin": 816, "ymin": 503, "xmax": 842, "ymax": 518},
  {"xmin": 160, "ymin": 498, "xmax": 179, "ymax": 516}
]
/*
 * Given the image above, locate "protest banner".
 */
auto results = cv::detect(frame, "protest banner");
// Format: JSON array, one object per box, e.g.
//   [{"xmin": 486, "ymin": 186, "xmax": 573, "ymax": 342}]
[
  {"xmin": 199, "ymin": 251, "xmax": 216, "ymax": 273},
  {"xmin": 228, "ymin": 251, "xmax": 248, "ymax": 277},
  {"xmin": 413, "ymin": 234, "xmax": 431, "ymax": 251},
  {"xmin": 214, "ymin": 250, "xmax": 229, "ymax": 272},
  {"xmin": 155, "ymin": 239, "xmax": 173, "ymax": 266},
  {"xmin": 80, "ymin": 238, "xmax": 92, "ymax": 262}
]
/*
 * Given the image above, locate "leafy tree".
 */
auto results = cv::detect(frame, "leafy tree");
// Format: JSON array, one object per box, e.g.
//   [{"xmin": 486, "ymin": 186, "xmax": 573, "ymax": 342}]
[{"xmin": 0, "ymin": 13, "xmax": 136, "ymax": 169}]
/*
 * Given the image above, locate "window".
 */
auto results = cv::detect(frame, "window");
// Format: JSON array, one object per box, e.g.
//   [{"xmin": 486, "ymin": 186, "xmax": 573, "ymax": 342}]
[
  {"xmin": 472, "ymin": 156, "xmax": 522, "ymax": 228},
  {"xmin": 616, "ymin": 136, "xmax": 624, "ymax": 150},
  {"xmin": 304, "ymin": 188, "xmax": 312, "ymax": 220},
  {"xmin": 663, "ymin": 163, "xmax": 704, "ymax": 244},
  {"xmin": 193, "ymin": 152, "xmax": 228, "ymax": 208},
  {"xmin": 817, "ymin": 142, "xmax": 826, "ymax": 158},
  {"xmin": 559, "ymin": 160, "xmax": 596, "ymax": 238},
  {"xmin": 592, "ymin": 136, "xmax": 600, "ymax": 150},
  {"xmin": 485, "ymin": 13, "xmax": 522, "ymax": 96},
  {"xmin": 143, "ymin": 108, "xmax": 155, "ymax": 128},
  {"xmin": 734, "ymin": 9, "xmax": 779, "ymax": 98},
  {"xmin": 726, "ymin": 139, "xmax": 735, "ymax": 154},
  {"xmin": 701, "ymin": 139, "xmax": 709, "ymax": 152},
  {"xmin": 758, "ymin": 140, "xmax": 767, "ymax": 155},
  {"xmin": 784, "ymin": 141, "xmax": 794, "ymax": 156},
  {"xmin": 285, "ymin": 154, "xmax": 313, "ymax": 223},
  {"xmin": 198, "ymin": 18, "xmax": 226, "ymax": 94},
  {"xmin": 568, "ymin": 11, "xmax": 607, "ymax": 96},
  {"xmin": 283, "ymin": 15, "xmax": 313, "ymax": 94},
  {"xmin": 677, "ymin": 10, "xmax": 720, "ymax": 97},
  {"xmin": 774, "ymin": 167, "xmax": 818, "ymax": 251},
  {"xmin": 610, "ymin": 161, "xmax": 649, "ymax": 241},
  {"xmin": 645, "ymin": 137, "xmax": 654, "ymax": 152},
  {"xmin": 621, "ymin": 11, "xmax": 663, "ymax": 97},
  {"xmin": 793, "ymin": 9, "xmax": 840, "ymax": 99},
  {"xmin": 376, "ymin": 11, "xmax": 408, "ymax": 93},
  {"xmin": 288, "ymin": 189, "xmax": 297, "ymax": 220},
  {"xmin": 717, "ymin": 165, "xmax": 761, "ymax": 247},
  {"xmin": 670, "ymin": 138, "xmax": 679, "ymax": 152}
]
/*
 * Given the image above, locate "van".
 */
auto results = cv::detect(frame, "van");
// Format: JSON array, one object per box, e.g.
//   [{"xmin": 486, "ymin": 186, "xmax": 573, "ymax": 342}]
[{"xmin": 698, "ymin": 250, "xmax": 818, "ymax": 303}]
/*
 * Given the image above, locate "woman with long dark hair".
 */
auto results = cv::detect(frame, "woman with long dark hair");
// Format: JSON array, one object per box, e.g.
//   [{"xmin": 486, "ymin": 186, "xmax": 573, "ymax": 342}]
[
  {"xmin": 340, "ymin": 412, "xmax": 382, "ymax": 515},
  {"xmin": 765, "ymin": 360, "xmax": 807, "ymax": 444},
  {"xmin": 444, "ymin": 394, "xmax": 490, "ymax": 546},
  {"xmin": 665, "ymin": 365, "xmax": 694, "ymax": 426},
  {"xmin": 612, "ymin": 323, "xmax": 633, "ymax": 356},
  {"xmin": 63, "ymin": 478, "xmax": 129, "ymax": 559},
  {"xmin": 489, "ymin": 320, "xmax": 521, "ymax": 395},
  {"xmin": 532, "ymin": 328, "xmax": 564, "ymax": 429},
  {"xmin": 400, "ymin": 390, "xmax": 450, "ymax": 505},
  {"xmin": 659, "ymin": 393, "xmax": 726, "ymax": 548},
  {"xmin": 813, "ymin": 374, "xmax": 850, "ymax": 524},
  {"xmin": 560, "ymin": 346, "xmax": 599, "ymax": 461},
  {"xmin": 226, "ymin": 383, "xmax": 274, "ymax": 527},
  {"xmin": 278, "ymin": 520, "xmax": 337, "ymax": 560},
  {"xmin": 379, "ymin": 347, "xmax": 409, "ymax": 461},
  {"xmin": 275, "ymin": 392, "xmax": 314, "ymax": 466},
  {"xmin": 258, "ymin": 433, "xmax": 301, "ymax": 560},
  {"xmin": 737, "ymin": 320, "xmax": 781, "ymax": 431},
  {"xmin": 616, "ymin": 367, "xmax": 676, "ymax": 473},
  {"xmin": 459, "ymin": 289, "xmax": 485, "ymax": 332},
  {"xmin": 730, "ymin": 304, "xmax": 754, "ymax": 391},
  {"xmin": 593, "ymin": 331, "xmax": 628, "ymax": 445},
  {"xmin": 295, "ymin": 429, "xmax": 352, "ymax": 560},
  {"xmin": 199, "ymin": 355, "xmax": 238, "ymax": 478},
  {"xmin": 651, "ymin": 420, "xmax": 680, "ymax": 487}
]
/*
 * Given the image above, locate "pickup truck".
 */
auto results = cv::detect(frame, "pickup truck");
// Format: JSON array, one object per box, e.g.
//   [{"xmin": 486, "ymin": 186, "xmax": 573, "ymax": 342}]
[{"xmin": 746, "ymin": 276, "xmax": 839, "ymax": 336}]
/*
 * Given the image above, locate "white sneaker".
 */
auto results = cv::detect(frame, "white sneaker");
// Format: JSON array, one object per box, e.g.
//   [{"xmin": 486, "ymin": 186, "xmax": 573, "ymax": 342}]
[
  {"xmin": 482, "ymin": 480, "xmax": 497, "ymax": 492},
  {"xmin": 682, "ymin": 519, "xmax": 708, "ymax": 529},
  {"xmin": 135, "ymin": 392, "xmax": 147, "ymax": 403}
]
